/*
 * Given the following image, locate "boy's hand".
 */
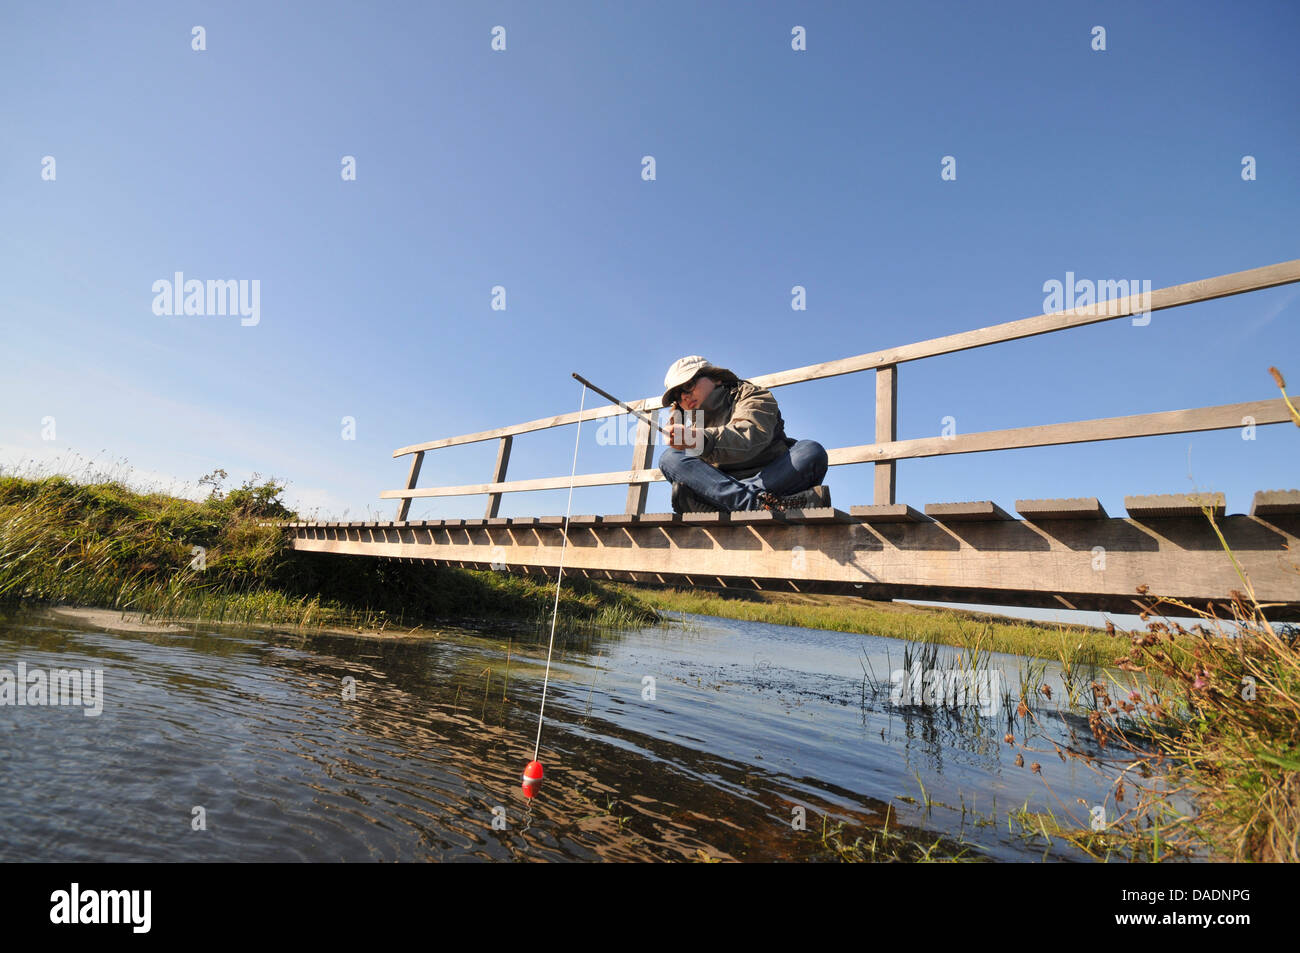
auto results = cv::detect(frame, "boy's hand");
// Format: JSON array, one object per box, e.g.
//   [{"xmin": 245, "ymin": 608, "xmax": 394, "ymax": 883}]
[{"xmin": 666, "ymin": 422, "xmax": 704, "ymax": 452}]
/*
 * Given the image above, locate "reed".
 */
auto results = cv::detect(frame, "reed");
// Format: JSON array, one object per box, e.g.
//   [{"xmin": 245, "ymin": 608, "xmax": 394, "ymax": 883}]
[
  {"xmin": 1002, "ymin": 365, "xmax": 1300, "ymax": 862},
  {"xmin": 816, "ymin": 810, "xmax": 980, "ymax": 863}
]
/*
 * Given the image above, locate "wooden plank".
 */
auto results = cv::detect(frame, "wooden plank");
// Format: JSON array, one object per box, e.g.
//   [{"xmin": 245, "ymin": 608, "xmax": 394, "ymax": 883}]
[
  {"xmin": 625, "ymin": 411, "xmax": 658, "ymax": 515},
  {"xmin": 756, "ymin": 259, "xmax": 1300, "ymax": 390},
  {"xmin": 381, "ymin": 466, "xmax": 664, "ymax": 500},
  {"xmin": 782, "ymin": 507, "xmax": 854, "ymax": 524},
  {"xmin": 394, "ymin": 450, "xmax": 424, "ymax": 521},
  {"xmin": 484, "ymin": 435, "xmax": 513, "ymax": 519},
  {"xmin": 925, "ymin": 501, "xmax": 1014, "ymax": 522},
  {"xmin": 850, "ymin": 504, "xmax": 927, "ymax": 523},
  {"xmin": 828, "ymin": 399, "xmax": 1293, "ymax": 466},
  {"xmin": 1251, "ymin": 489, "xmax": 1300, "ymax": 518},
  {"xmin": 602, "ymin": 514, "xmax": 641, "ymax": 525},
  {"xmin": 394, "ymin": 398, "xmax": 659, "ymax": 456},
  {"xmin": 874, "ymin": 364, "xmax": 897, "ymax": 505},
  {"xmin": 392, "ymin": 260, "xmax": 1300, "ymax": 457},
  {"xmin": 637, "ymin": 513, "xmax": 682, "ymax": 525},
  {"xmin": 1016, "ymin": 497, "xmax": 1108, "ymax": 520},
  {"xmin": 683, "ymin": 512, "xmax": 730, "ymax": 524},
  {"xmin": 569, "ymin": 515, "xmax": 604, "ymax": 525},
  {"xmin": 1126, "ymin": 493, "xmax": 1226, "ymax": 519},
  {"xmin": 729, "ymin": 510, "xmax": 789, "ymax": 524}
]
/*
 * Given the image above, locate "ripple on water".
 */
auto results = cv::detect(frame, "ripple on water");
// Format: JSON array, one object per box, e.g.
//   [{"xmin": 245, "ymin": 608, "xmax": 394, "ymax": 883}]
[{"xmin": 0, "ymin": 610, "xmax": 1161, "ymax": 862}]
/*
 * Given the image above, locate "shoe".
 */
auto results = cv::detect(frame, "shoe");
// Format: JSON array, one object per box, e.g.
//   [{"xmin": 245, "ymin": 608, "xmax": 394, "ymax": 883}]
[
  {"xmin": 757, "ymin": 485, "xmax": 831, "ymax": 512},
  {"xmin": 671, "ymin": 482, "xmax": 723, "ymax": 514}
]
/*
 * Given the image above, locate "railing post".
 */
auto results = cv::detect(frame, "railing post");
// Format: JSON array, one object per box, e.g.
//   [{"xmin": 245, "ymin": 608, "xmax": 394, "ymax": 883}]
[
  {"xmin": 485, "ymin": 435, "xmax": 513, "ymax": 518},
  {"xmin": 396, "ymin": 451, "xmax": 424, "ymax": 522},
  {"xmin": 874, "ymin": 364, "xmax": 897, "ymax": 505},
  {"xmin": 625, "ymin": 403, "xmax": 657, "ymax": 515}
]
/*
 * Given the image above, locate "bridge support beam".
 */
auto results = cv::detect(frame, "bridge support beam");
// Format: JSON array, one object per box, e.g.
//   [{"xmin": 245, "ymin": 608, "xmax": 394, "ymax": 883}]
[
  {"xmin": 485, "ymin": 436, "xmax": 513, "ymax": 518},
  {"xmin": 394, "ymin": 451, "xmax": 424, "ymax": 522},
  {"xmin": 625, "ymin": 409, "xmax": 657, "ymax": 515},
  {"xmin": 285, "ymin": 508, "xmax": 1300, "ymax": 620},
  {"xmin": 874, "ymin": 364, "xmax": 896, "ymax": 505}
]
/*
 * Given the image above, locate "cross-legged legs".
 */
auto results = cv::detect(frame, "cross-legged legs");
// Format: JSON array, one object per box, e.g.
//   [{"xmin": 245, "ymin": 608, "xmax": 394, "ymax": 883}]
[{"xmin": 659, "ymin": 440, "xmax": 828, "ymax": 512}]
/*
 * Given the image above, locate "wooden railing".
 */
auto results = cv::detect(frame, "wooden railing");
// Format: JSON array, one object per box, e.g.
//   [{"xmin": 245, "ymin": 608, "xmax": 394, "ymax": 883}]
[{"xmin": 386, "ymin": 259, "xmax": 1300, "ymax": 521}]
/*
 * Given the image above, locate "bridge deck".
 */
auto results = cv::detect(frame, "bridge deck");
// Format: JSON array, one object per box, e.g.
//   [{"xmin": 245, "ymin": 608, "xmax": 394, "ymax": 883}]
[{"xmin": 283, "ymin": 491, "xmax": 1300, "ymax": 620}]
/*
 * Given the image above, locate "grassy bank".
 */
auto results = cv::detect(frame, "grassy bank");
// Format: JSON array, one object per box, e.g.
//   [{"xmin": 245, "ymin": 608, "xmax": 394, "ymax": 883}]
[
  {"xmin": 1083, "ymin": 536, "xmax": 1300, "ymax": 862},
  {"xmin": 0, "ymin": 470, "xmax": 656, "ymax": 632},
  {"xmin": 619, "ymin": 584, "xmax": 1126, "ymax": 666}
]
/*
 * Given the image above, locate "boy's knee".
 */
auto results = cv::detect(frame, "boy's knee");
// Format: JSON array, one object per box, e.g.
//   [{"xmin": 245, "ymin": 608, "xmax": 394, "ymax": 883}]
[
  {"xmin": 798, "ymin": 441, "xmax": 828, "ymax": 481},
  {"xmin": 659, "ymin": 449, "xmax": 686, "ymax": 478},
  {"xmin": 797, "ymin": 440, "xmax": 828, "ymax": 467}
]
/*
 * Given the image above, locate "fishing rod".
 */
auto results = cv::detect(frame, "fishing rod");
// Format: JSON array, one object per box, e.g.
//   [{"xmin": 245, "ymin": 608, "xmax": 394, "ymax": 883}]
[
  {"xmin": 571, "ymin": 372, "xmax": 678, "ymax": 440},
  {"xmin": 574, "ymin": 371, "xmax": 696, "ymax": 442}
]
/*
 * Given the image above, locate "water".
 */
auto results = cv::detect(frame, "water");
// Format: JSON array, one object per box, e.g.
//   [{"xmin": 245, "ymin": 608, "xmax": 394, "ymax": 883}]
[{"xmin": 0, "ymin": 607, "xmax": 1170, "ymax": 862}]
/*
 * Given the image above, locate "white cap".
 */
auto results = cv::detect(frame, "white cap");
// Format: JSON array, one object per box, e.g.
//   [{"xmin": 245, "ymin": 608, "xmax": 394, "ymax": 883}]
[{"xmin": 662, "ymin": 355, "xmax": 711, "ymax": 406}]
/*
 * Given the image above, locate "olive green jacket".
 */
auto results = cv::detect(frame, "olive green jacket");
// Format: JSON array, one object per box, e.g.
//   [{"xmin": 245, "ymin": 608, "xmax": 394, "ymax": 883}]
[{"xmin": 685, "ymin": 375, "xmax": 796, "ymax": 479}]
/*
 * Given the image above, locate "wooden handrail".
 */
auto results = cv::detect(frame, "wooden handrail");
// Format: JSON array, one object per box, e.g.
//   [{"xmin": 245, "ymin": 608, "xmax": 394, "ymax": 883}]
[
  {"xmin": 392, "ymin": 258, "xmax": 1300, "ymax": 457},
  {"xmin": 381, "ymin": 397, "xmax": 1294, "ymax": 501},
  {"xmin": 386, "ymin": 258, "xmax": 1300, "ymax": 517}
]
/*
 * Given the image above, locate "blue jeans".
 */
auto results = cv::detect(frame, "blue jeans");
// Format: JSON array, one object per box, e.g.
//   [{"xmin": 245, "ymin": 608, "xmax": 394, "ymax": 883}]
[{"xmin": 658, "ymin": 440, "xmax": 829, "ymax": 512}]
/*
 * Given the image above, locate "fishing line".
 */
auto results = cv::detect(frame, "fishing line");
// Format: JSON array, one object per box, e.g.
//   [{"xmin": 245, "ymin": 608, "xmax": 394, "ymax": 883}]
[{"xmin": 532, "ymin": 382, "xmax": 587, "ymax": 764}]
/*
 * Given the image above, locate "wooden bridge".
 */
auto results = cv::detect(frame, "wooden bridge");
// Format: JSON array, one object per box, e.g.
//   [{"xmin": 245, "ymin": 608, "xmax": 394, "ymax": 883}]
[{"xmin": 285, "ymin": 260, "xmax": 1300, "ymax": 620}]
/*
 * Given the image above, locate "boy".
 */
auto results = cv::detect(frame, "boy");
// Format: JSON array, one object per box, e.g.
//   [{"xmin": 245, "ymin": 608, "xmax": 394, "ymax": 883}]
[{"xmin": 658, "ymin": 355, "xmax": 830, "ymax": 513}]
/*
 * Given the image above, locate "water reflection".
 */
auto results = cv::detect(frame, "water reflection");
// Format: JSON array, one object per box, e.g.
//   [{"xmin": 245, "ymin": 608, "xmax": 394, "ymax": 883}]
[{"xmin": 0, "ymin": 607, "xmax": 1168, "ymax": 862}]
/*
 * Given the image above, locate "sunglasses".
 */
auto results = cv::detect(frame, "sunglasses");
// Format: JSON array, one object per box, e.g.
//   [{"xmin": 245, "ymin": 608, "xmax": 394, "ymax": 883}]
[{"xmin": 670, "ymin": 374, "xmax": 705, "ymax": 406}]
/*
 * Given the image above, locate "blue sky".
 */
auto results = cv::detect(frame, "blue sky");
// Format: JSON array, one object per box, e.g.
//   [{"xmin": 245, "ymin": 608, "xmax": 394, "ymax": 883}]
[{"xmin": 2, "ymin": 1, "xmax": 1297, "ymax": 625}]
